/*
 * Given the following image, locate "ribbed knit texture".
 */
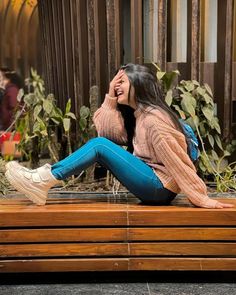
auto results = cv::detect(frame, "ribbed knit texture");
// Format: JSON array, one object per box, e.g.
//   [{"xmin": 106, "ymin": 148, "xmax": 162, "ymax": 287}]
[{"xmin": 93, "ymin": 95, "xmax": 218, "ymax": 208}]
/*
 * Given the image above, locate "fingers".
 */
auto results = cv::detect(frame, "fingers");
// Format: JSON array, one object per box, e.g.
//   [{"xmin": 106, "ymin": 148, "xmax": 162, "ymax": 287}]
[
  {"xmin": 109, "ymin": 70, "xmax": 124, "ymax": 97},
  {"xmin": 215, "ymin": 202, "xmax": 234, "ymax": 209},
  {"xmin": 112, "ymin": 71, "xmax": 123, "ymax": 88},
  {"xmin": 114, "ymin": 71, "xmax": 123, "ymax": 83}
]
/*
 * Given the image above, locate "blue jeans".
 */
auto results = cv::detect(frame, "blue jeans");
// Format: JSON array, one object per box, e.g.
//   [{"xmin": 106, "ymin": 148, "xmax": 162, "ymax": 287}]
[{"xmin": 51, "ymin": 137, "xmax": 176, "ymax": 204}]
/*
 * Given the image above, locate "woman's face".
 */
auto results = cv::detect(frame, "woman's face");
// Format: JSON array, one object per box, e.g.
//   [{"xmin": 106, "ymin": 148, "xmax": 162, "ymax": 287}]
[{"xmin": 115, "ymin": 72, "xmax": 136, "ymax": 108}]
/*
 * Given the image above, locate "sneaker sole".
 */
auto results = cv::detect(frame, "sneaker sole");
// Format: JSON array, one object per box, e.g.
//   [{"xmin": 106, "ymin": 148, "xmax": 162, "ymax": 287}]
[{"xmin": 5, "ymin": 170, "xmax": 47, "ymax": 206}]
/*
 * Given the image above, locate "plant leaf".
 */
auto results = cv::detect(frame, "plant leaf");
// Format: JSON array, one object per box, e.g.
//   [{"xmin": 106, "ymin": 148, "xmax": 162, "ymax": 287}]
[
  {"xmin": 214, "ymin": 134, "xmax": 223, "ymax": 150},
  {"xmin": 204, "ymin": 83, "xmax": 213, "ymax": 96},
  {"xmin": 207, "ymin": 133, "xmax": 214, "ymax": 148},
  {"xmin": 196, "ymin": 87, "xmax": 206, "ymax": 96},
  {"xmin": 80, "ymin": 106, "xmax": 90, "ymax": 118},
  {"xmin": 43, "ymin": 99, "xmax": 53, "ymax": 114},
  {"xmin": 165, "ymin": 90, "xmax": 173, "ymax": 106},
  {"xmin": 65, "ymin": 99, "xmax": 71, "ymax": 114},
  {"xmin": 63, "ymin": 118, "xmax": 71, "ymax": 132},
  {"xmin": 17, "ymin": 89, "xmax": 24, "ymax": 102},
  {"xmin": 172, "ymin": 104, "xmax": 186, "ymax": 119},
  {"xmin": 66, "ymin": 112, "xmax": 76, "ymax": 120},
  {"xmin": 180, "ymin": 93, "xmax": 196, "ymax": 116},
  {"xmin": 203, "ymin": 93, "xmax": 213, "ymax": 104},
  {"xmin": 211, "ymin": 150, "xmax": 219, "ymax": 161},
  {"xmin": 192, "ymin": 115, "xmax": 199, "ymax": 129},
  {"xmin": 156, "ymin": 71, "xmax": 166, "ymax": 80},
  {"xmin": 79, "ymin": 117, "xmax": 87, "ymax": 131},
  {"xmin": 33, "ymin": 105, "xmax": 42, "ymax": 120},
  {"xmin": 199, "ymin": 122, "xmax": 207, "ymax": 136},
  {"xmin": 202, "ymin": 106, "xmax": 214, "ymax": 121},
  {"xmin": 210, "ymin": 117, "xmax": 221, "ymax": 134}
]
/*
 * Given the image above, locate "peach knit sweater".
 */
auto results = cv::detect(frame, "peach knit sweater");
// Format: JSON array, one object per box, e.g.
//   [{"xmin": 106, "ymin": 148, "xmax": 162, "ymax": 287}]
[{"xmin": 93, "ymin": 94, "xmax": 218, "ymax": 208}]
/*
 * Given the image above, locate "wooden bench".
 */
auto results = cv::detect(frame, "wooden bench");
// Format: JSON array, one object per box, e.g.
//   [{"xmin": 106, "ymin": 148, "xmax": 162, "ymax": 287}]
[{"xmin": 0, "ymin": 193, "xmax": 236, "ymax": 273}]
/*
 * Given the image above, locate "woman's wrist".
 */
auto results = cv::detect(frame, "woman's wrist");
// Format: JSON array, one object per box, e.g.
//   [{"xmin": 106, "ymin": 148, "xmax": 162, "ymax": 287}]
[
  {"xmin": 107, "ymin": 93, "xmax": 117, "ymax": 100},
  {"xmin": 101, "ymin": 94, "xmax": 118, "ymax": 109}
]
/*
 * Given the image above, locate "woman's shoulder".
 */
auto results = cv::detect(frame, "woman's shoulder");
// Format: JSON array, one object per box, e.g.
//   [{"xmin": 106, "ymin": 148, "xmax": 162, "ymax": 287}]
[{"xmin": 142, "ymin": 107, "xmax": 175, "ymax": 128}]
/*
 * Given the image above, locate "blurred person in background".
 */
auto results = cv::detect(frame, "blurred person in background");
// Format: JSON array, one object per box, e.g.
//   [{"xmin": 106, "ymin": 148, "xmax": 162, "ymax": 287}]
[{"xmin": 0, "ymin": 68, "xmax": 24, "ymax": 130}]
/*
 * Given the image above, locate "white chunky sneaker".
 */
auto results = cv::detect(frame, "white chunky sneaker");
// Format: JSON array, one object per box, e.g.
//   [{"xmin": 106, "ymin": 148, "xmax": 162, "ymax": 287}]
[
  {"xmin": 5, "ymin": 163, "xmax": 60, "ymax": 205},
  {"xmin": 6, "ymin": 161, "xmax": 33, "ymax": 172}
]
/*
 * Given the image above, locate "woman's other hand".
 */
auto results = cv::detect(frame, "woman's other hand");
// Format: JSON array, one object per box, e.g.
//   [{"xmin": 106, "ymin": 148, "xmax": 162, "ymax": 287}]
[
  {"xmin": 108, "ymin": 70, "xmax": 124, "ymax": 98},
  {"xmin": 214, "ymin": 201, "xmax": 234, "ymax": 209},
  {"xmin": 202, "ymin": 198, "xmax": 234, "ymax": 209}
]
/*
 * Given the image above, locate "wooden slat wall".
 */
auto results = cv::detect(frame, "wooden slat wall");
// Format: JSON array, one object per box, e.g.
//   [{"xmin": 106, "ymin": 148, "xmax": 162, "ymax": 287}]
[
  {"xmin": 215, "ymin": 0, "xmax": 234, "ymax": 139},
  {"xmin": 130, "ymin": 0, "xmax": 143, "ymax": 63},
  {"xmin": 36, "ymin": 0, "xmax": 235, "ymax": 138},
  {"xmin": 187, "ymin": 0, "xmax": 200, "ymax": 81},
  {"xmin": 158, "ymin": 0, "xmax": 167, "ymax": 70}
]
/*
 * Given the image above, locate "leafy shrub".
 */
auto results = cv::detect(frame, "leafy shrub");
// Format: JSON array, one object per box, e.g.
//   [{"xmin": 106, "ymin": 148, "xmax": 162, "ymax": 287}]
[{"xmin": 153, "ymin": 63, "xmax": 236, "ymax": 192}]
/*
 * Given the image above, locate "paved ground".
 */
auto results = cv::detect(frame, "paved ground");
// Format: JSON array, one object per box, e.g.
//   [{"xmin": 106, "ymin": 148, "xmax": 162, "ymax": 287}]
[{"xmin": 0, "ymin": 271, "xmax": 236, "ymax": 294}]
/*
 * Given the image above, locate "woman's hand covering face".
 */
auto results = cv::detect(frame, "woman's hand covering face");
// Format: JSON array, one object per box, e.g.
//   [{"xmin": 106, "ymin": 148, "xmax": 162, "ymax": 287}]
[{"xmin": 108, "ymin": 70, "xmax": 124, "ymax": 98}]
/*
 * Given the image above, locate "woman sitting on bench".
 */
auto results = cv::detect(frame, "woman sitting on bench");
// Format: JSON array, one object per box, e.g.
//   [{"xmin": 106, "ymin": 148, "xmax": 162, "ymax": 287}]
[{"xmin": 5, "ymin": 63, "xmax": 233, "ymax": 209}]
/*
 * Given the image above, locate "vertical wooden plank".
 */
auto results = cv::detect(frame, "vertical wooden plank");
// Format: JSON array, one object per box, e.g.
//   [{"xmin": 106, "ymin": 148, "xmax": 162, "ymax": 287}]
[
  {"xmin": 187, "ymin": 0, "xmax": 200, "ymax": 80},
  {"xmin": 114, "ymin": 0, "xmax": 123, "ymax": 69},
  {"xmin": 61, "ymin": 1, "xmax": 73, "ymax": 109},
  {"xmin": 38, "ymin": 0, "xmax": 76, "ymax": 112},
  {"xmin": 130, "ymin": 0, "xmax": 143, "ymax": 64},
  {"xmin": 37, "ymin": 0, "xmax": 52, "ymax": 91},
  {"xmin": 94, "ymin": 0, "xmax": 108, "ymax": 103},
  {"xmin": 51, "ymin": 0, "xmax": 62, "ymax": 105},
  {"xmin": 158, "ymin": 0, "xmax": 167, "ymax": 70},
  {"xmin": 76, "ymin": 0, "xmax": 89, "ymax": 107},
  {"xmin": 87, "ymin": 0, "xmax": 96, "ymax": 88},
  {"xmin": 28, "ymin": 6, "xmax": 40, "ymax": 74},
  {"xmin": 215, "ymin": 0, "xmax": 234, "ymax": 138},
  {"xmin": 106, "ymin": 0, "xmax": 122, "ymax": 81}
]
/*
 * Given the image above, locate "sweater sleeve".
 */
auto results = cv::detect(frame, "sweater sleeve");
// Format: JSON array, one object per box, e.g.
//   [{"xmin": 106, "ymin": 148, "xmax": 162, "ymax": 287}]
[
  {"xmin": 150, "ymin": 127, "xmax": 218, "ymax": 208},
  {"xmin": 93, "ymin": 94, "xmax": 128, "ymax": 145}
]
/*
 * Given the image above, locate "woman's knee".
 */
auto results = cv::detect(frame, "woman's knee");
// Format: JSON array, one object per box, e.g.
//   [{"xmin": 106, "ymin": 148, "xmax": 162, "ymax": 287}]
[{"xmin": 88, "ymin": 137, "xmax": 112, "ymax": 145}]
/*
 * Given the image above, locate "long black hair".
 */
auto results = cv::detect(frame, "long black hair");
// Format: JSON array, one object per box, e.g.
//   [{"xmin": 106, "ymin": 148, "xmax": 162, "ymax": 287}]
[
  {"xmin": 0, "ymin": 67, "xmax": 24, "ymax": 89},
  {"xmin": 118, "ymin": 63, "xmax": 190, "ymax": 153}
]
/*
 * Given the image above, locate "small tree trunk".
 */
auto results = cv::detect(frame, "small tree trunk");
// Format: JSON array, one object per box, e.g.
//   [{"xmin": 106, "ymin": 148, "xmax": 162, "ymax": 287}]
[
  {"xmin": 30, "ymin": 137, "xmax": 40, "ymax": 169},
  {"xmin": 85, "ymin": 86, "xmax": 99, "ymax": 181}
]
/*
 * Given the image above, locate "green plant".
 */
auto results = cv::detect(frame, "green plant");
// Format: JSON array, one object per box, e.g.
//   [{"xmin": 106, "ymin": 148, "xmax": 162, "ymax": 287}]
[
  {"xmin": 152, "ymin": 63, "xmax": 236, "ymax": 192},
  {"xmin": 15, "ymin": 69, "xmax": 76, "ymax": 167},
  {"xmin": 78, "ymin": 106, "xmax": 91, "ymax": 145}
]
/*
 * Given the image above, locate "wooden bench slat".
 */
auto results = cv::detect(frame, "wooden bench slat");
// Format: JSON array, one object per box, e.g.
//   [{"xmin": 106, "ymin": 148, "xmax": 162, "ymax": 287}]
[
  {"xmin": 0, "ymin": 211, "xmax": 127, "ymax": 227},
  {"xmin": 129, "ymin": 208, "xmax": 236, "ymax": 226},
  {"xmin": 0, "ymin": 243, "xmax": 129, "ymax": 257},
  {"xmin": 0, "ymin": 228, "xmax": 128, "ymax": 243},
  {"xmin": 129, "ymin": 258, "xmax": 236, "ymax": 271},
  {"xmin": 130, "ymin": 243, "xmax": 236, "ymax": 256},
  {"xmin": 129, "ymin": 228, "xmax": 236, "ymax": 240},
  {"xmin": 0, "ymin": 257, "xmax": 236, "ymax": 272},
  {"xmin": 1, "ymin": 242, "xmax": 235, "ymax": 257},
  {"xmin": 1, "ymin": 227, "xmax": 236, "ymax": 243},
  {"xmin": 0, "ymin": 258, "xmax": 129, "ymax": 272},
  {"xmin": 0, "ymin": 199, "xmax": 235, "ymax": 227}
]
